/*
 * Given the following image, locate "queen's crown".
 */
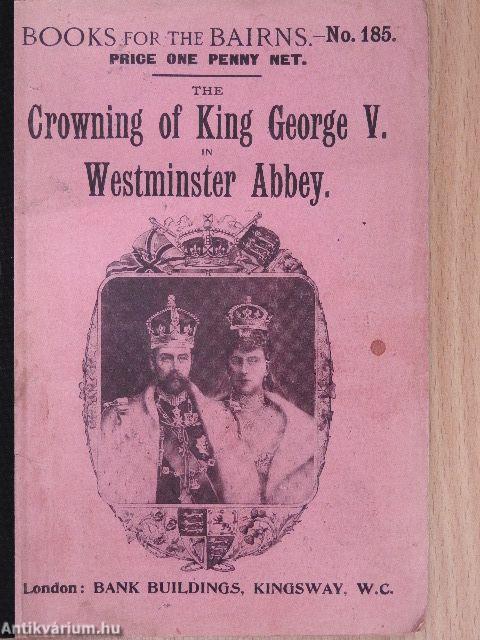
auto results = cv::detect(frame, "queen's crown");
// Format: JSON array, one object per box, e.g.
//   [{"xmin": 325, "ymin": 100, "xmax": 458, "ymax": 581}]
[{"xmin": 227, "ymin": 296, "xmax": 271, "ymax": 337}]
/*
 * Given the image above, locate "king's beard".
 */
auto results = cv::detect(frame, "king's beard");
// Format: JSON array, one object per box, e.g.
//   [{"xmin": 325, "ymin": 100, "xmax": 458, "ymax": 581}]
[{"xmin": 156, "ymin": 370, "xmax": 190, "ymax": 396}]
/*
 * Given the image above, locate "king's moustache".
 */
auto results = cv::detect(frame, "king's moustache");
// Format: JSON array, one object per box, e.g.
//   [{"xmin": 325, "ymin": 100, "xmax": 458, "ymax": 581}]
[{"xmin": 157, "ymin": 372, "xmax": 190, "ymax": 392}]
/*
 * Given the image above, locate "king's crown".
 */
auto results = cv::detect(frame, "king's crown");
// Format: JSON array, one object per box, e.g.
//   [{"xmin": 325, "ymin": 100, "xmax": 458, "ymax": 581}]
[{"xmin": 146, "ymin": 294, "xmax": 199, "ymax": 350}]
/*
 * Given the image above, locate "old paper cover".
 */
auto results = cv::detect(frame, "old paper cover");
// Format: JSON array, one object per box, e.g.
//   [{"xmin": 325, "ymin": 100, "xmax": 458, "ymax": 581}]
[{"xmin": 14, "ymin": 0, "xmax": 428, "ymax": 635}]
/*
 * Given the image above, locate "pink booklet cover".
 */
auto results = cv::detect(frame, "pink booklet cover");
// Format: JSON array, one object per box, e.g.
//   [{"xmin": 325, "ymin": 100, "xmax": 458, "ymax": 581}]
[{"xmin": 14, "ymin": 0, "xmax": 428, "ymax": 636}]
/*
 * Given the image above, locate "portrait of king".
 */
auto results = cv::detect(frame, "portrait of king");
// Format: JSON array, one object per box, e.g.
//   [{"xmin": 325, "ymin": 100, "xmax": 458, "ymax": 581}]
[{"xmin": 98, "ymin": 294, "xmax": 225, "ymax": 504}]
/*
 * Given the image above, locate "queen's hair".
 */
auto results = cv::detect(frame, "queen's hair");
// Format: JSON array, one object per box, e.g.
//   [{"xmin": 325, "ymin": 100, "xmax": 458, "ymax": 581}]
[{"xmin": 224, "ymin": 329, "xmax": 271, "ymax": 361}]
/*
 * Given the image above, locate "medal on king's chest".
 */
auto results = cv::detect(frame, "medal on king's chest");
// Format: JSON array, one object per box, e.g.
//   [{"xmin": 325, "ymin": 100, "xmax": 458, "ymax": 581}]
[{"xmin": 155, "ymin": 391, "xmax": 215, "ymax": 503}]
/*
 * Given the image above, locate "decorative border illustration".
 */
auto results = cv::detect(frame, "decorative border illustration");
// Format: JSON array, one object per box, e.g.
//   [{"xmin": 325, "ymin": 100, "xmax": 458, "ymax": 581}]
[{"xmin": 80, "ymin": 214, "xmax": 334, "ymax": 570}]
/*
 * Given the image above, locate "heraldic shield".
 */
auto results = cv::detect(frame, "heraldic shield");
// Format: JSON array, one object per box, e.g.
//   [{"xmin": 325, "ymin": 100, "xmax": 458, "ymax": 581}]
[{"xmin": 81, "ymin": 214, "xmax": 334, "ymax": 571}]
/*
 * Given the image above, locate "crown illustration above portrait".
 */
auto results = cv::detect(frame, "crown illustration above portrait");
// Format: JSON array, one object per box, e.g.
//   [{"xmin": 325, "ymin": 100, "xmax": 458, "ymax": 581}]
[
  {"xmin": 148, "ymin": 213, "xmax": 263, "ymax": 268},
  {"xmin": 146, "ymin": 294, "xmax": 199, "ymax": 350},
  {"xmin": 227, "ymin": 296, "xmax": 272, "ymax": 337}
]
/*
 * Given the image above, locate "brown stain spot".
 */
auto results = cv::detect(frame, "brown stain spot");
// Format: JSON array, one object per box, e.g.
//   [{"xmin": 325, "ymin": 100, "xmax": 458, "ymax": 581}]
[{"xmin": 371, "ymin": 339, "xmax": 386, "ymax": 356}]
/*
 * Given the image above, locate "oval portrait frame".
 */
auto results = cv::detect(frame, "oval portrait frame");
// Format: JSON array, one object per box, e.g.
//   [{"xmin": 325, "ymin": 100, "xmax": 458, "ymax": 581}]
[{"xmin": 81, "ymin": 215, "xmax": 334, "ymax": 571}]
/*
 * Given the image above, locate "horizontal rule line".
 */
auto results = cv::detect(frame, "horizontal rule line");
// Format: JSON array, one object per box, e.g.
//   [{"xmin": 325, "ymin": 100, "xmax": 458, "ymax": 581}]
[{"xmin": 152, "ymin": 73, "xmax": 262, "ymax": 78}]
